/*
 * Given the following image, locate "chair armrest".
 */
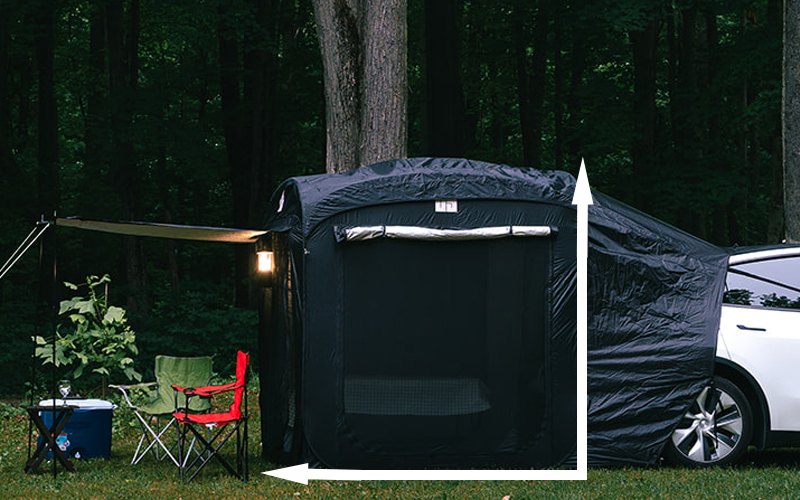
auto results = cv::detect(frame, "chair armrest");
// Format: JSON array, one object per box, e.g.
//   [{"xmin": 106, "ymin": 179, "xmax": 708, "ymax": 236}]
[
  {"xmin": 110, "ymin": 382, "xmax": 157, "ymax": 391},
  {"xmin": 110, "ymin": 382, "xmax": 157, "ymax": 408},
  {"xmin": 173, "ymin": 381, "xmax": 240, "ymax": 398}
]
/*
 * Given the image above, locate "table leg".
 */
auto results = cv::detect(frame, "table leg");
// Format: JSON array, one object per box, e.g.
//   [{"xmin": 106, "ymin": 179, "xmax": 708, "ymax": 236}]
[{"xmin": 23, "ymin": 406, "xmax": 76, "ymax": 474}]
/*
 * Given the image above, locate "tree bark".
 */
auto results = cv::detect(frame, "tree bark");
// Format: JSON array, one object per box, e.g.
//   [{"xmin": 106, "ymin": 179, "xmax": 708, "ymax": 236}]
[
  {"xmin": 785, "ymin": 0, "xmax": 800, "ymax": 243},
  {"xmin": 108, "ymin": 0, "xmax": 147, "ymax": 311},
  {"xmin": 36, "ymin": 0, "xmax": 59, "ymax": 216},
  {"xmin": 565, "ymin": 35, "xmax": 586, "ymax": 171},
  {"xmin": 672, "ymin": 6, "xmax": 708, "ymax": 239},
  {"xmin": 0, "ymin": 4, "xmax": 13, "ymax": 176},
  {"xmin": 219, "ymin": 0, "xmax": 278, "ymax": 308},
  {"xmin": 312, "ymin": 0, "xmax": 407, "ymax": 173},
  {"xmin": 514, "ymin": 1, "xmax": 547, "ymax": 168},
  {"xmin": 767, "ymin": 0, "xmax": 784, "ymax": 243},
  {"xmin": 83, "ymin": 2, "xmax": 109, "ymax": 216},
  {"xmin": 630, "ymin": 17, "xmax": 658, "ymax": 213},
  {"xmin": 420, "ymin": 0, "xmax": 466, "ymax": 157}
]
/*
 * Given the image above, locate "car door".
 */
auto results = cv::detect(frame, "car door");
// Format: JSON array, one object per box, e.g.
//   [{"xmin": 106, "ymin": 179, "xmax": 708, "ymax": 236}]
[{"xmin": 718, "ymin": 254, "xmax": 800, "ymax": 431}]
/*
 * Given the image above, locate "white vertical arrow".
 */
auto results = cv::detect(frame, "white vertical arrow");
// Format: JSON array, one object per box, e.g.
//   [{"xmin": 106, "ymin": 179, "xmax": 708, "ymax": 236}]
[
  {"xmin": 265, "ymin": 162, "xmax": 592, "ymax": 485},
  {"xmin": 571, "ymin": 158, "xmax": 593, "ymax": 478}
]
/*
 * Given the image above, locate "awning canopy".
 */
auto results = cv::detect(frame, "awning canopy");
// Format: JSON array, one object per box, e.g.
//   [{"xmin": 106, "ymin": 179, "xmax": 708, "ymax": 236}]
[{"xmin": 56, "ymin": 218, "xmax": 266, "ymax": 243}]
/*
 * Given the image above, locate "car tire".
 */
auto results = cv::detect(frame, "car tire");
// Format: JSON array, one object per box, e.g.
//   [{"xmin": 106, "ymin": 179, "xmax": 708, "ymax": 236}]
[{"xmin": 663, "ymin": 376, "xmax": 752, "ymax": 467}]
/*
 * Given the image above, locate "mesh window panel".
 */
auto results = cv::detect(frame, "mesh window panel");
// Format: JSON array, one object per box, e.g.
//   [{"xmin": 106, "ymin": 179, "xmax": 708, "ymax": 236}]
[{"xmin": 341, "ymin": 236, "xmax": 551, "ymax": 457}]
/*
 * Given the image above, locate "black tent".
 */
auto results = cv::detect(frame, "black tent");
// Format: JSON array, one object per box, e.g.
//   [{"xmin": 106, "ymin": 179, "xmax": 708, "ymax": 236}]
[{"xmin": 259, "ymin": 157, "xmax": 729, "ymax": 468}]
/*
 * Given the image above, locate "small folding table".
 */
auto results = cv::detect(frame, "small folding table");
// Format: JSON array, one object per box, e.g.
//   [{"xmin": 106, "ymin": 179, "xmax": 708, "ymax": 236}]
[{"xmin": 22, "ymin": 404, "xmax": 77, "ymax": 474}]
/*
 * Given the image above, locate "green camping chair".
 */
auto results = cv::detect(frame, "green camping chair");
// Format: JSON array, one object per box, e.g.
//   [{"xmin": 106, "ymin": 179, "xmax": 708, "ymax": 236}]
[{"xmin": 111, "ymin": 355, "xmax": 213, "ymax": 466}]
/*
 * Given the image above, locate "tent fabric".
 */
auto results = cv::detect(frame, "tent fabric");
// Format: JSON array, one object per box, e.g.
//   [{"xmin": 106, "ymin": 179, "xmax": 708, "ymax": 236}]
[
  {"xmin": 586, "ymin": 191, "xmax": 728, "ymax": 466},
  {"xmin": 259, "ymin": 157, "xmax": 729, "ymax": 469},
  {"xmin": 56, "ymin": 217, "xmax": 266, "ymax": 243}
]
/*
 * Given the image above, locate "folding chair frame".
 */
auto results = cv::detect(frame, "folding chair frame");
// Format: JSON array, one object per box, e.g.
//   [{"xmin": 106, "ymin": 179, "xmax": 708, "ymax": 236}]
[
  {"xmin": 111, "ymin": 355, "xmax": 213, "ymax": 467},
  {"xmin": 174, "ymin": 351, "xmax": 249, "ymax": 482},
  {"xmin": 176, "ymin": 389, "xmax": 248, "ymax": 482},
  {"xmin": 112, "ymin": 383, "xmax": 182, "ymax": 466}
]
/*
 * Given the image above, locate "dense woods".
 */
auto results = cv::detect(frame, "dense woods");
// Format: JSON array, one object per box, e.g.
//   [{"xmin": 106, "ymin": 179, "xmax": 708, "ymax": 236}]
[{"xmin": 0, "ymin": 0, "xmax": 790, "ymax": 392}]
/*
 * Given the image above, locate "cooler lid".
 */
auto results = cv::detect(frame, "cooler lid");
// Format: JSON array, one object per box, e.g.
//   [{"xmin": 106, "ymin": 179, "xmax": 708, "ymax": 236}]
[{"xmin": 39, "ymin": 398, "xmax": 116, "ymax": 410}]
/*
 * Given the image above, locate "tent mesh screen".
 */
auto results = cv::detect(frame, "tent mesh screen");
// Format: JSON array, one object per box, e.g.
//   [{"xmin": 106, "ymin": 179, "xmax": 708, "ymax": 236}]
[{"xmin": 340, "ymin": 236, "xmax": 551, "ymax": 455}]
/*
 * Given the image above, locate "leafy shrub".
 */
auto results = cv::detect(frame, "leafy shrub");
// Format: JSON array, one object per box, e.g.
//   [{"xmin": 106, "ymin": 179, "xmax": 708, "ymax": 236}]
[{"xmin": 34, "ymin": 275, "xmax": 141, "ymax": 398}]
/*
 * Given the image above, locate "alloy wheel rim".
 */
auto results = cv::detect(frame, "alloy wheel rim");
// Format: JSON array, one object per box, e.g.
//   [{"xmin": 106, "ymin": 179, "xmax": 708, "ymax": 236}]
[{"xmin": 671, "ymin": 385, "xmax": 744, "ymax": 463}]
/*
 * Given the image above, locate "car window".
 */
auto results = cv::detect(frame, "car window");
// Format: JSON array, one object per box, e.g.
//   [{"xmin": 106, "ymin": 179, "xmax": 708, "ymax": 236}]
[{"xmin": 725, "ymin": 256, "xmax": 800, "ymax": 309}]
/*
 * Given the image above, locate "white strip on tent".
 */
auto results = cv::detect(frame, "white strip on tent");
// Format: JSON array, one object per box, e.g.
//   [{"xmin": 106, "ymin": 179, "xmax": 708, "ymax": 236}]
[
  {"xmin": 56, "ymin": 218, "xmax": 266, "ymax": 243},
  {"xmin": 338, "ymin": 225, "xmax": 553, "ymax": 242}
]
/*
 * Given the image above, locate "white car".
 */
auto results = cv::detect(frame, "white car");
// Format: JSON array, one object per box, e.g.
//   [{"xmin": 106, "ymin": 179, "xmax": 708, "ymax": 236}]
[{"xmin": 663, "ymin": 245, "xmax": 800, "ymax": 466}]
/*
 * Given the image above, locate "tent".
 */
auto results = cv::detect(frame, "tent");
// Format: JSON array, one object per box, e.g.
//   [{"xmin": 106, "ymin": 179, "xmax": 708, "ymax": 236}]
[{"xmin": 259, "ymin": 157, "xmax": 729, "ymax": 468}]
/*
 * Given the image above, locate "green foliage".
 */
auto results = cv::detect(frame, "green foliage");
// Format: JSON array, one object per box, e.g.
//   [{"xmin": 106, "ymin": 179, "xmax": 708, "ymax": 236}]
[
  {"xmin": 34, "ymin": 275, "xmax": 141, "ymax": 394},
  {"xmin": 724, "ymin": 289, "xmax": 754, "ymax": 306},
  {"xmin": 0, "ymin": 298, "xmax": 39, "ymax": 395},
  {"xmin": 0, "ymin": 400, "xmax": 24, "ymax": 418},
  {"xmin": 134, "ymin": 282, "xmax": 259, "ymax": 370},
  {"xmin": 759, "ymin": 293, "xmax": 800, "ymax": 310}
]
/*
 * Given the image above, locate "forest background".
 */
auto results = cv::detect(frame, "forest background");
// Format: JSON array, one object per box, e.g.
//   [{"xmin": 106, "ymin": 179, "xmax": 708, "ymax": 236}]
[{"xmin": 0, "ymin": 0, "xmax": 786, "ymax": 394}]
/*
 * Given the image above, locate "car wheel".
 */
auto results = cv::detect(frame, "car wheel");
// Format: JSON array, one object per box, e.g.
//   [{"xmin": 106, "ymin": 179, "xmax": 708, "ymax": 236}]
[{"xmin": 663, "ymin": 376, "xmax": 752, "ymax": 467}]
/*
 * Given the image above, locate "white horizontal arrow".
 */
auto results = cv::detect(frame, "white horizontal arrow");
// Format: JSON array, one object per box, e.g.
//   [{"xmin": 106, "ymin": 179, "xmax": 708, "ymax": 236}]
[
  {"xmin": 265, "ymin": 162, "xmax": 592, "ymax": 485},
  {"xmin": 264, "ymin": 463, "xmax": 583, "ymax": 485}
]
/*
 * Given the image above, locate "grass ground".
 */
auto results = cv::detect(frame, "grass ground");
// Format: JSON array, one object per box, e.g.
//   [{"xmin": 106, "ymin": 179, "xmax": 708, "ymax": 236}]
[{"xmin": 2, "ymin": 394, "xmax": 800, "ymax": 500}]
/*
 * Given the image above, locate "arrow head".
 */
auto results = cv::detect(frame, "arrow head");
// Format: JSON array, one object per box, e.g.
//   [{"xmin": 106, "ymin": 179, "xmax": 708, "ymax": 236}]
[
  {"xmin": 264, "ymin": 463, "xmax": 309, "ymax": 485},
  {"xmin": 572, "ymin": 159, "xmax": 594, "ymax": 206}
]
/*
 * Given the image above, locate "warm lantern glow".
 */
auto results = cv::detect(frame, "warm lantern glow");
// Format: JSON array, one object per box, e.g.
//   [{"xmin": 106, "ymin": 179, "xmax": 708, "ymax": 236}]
[{"xmin": 257, "ymin": 250, "xmax": 274, "ymax": 273}]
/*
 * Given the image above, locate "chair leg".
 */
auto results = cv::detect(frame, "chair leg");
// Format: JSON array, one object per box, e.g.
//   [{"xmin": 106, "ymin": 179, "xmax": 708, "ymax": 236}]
[
  {"xmin": 176, "ymin": 422, "xmax": 186, "ymax": 481},
  {"xmin": 179, "ymin": 422, "xmax": 246, "ymax": 482},
  {"xmin": 130, "ymin": 413, "xmax": 180, "ymax": 466}
]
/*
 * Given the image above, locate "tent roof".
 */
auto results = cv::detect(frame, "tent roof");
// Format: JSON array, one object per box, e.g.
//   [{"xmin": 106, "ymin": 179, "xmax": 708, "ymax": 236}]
[{"xmin": 264, "ymin": 157, "xmax": 576, "ymax": 235}]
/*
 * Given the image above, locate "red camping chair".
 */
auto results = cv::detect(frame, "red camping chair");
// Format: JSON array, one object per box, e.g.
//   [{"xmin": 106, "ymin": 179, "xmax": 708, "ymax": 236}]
[{"xmin": 172, "ymin": 350, "xmax": 249, "ymax": 482}]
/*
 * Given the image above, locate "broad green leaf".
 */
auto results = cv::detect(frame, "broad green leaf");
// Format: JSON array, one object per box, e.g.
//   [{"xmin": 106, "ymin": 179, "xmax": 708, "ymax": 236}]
[
  {"xmin": 104, "ymin": 307, "xmax": 126, "ymax": 324},
  {"xmin": 59, "ymin": 300, "xmax": 75, "ymax": 315},
  {"xmin": 76, "ymin": 300, "xmax": 95, "ymax": 314}
]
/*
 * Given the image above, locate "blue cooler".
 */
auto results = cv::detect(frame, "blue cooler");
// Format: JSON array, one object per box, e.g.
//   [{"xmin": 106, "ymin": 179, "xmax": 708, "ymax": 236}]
[{"xmin": 39, "ymin": 399, "xmax": 116, "ymax": 459}]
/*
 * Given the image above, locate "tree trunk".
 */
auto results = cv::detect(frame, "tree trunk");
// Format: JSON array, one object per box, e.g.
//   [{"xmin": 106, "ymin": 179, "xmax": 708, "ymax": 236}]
[
  {"xmin": 553, "ymin": 7, "xmax": 565, "ymax": 172},
  {"xmin": 83, "ymin": 2, "xmax": 109, "ymax": 216},
  {"xmin": 420, "ymin": 0, "xmax": 466, "ymax": 157},
  {"xmin": 0, "ymin": 4, "xmax": 13, "ymax": 176},
  {"xmin": 767, "ymin": 0, "xmax": 784, "ymax": 243},
  {"xmin": 565, "ymin": 35, "xmax": 586, "ymax": 171},
  {"xmin": 785, "ymin": 0, "xmax": 800, "ymax": 242},
  {"xmin": 312, "ymin": 0, "xmax": 407, "ymax": 173},
  {"xmin": 108, "ymin": 0, "xmax": 147, "ymax": 312},
  {"xmin": 630, "ymin": 17, "xmax": 658, "ymax": 213},
  {"xmin": 36, "ymin": 0, "xmax": 59, "ymax": 216},
  {"xmin": 514, "ymin": 1, "xmax": 546, "ymax": 168},
  {"xmin": 219, "ymin": 0, "xmax": 278, "ymax": 308},
  {"xmin": 673, "ymin": 6, "xmax": 707, "ymax": 238}
]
